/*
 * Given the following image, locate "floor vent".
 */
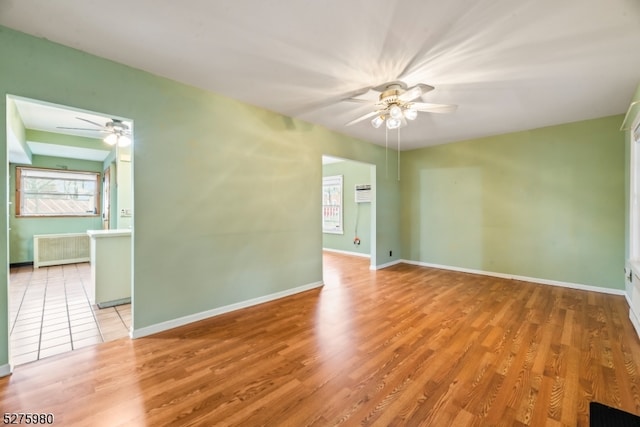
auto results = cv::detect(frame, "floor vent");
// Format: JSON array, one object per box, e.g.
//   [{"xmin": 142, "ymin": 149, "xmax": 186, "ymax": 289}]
[{"xmin": 33, "ymin": 233, "xmax": 90, "ymax": 268}]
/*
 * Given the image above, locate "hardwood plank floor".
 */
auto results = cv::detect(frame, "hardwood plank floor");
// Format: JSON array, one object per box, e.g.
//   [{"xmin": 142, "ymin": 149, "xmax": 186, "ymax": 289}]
[{"xmin": 1, "ymin": 252, "xmax": 640, "ymax": 426}]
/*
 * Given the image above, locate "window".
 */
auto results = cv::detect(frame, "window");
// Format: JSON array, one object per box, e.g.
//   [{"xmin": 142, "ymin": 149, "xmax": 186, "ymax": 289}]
[
  {"xmin": 16, "ymin": 167, "xmax": 100, "ymax": 217},
  {"xmin": 322, "ymin": 175, "xmax": 343, "ymax": 234}
]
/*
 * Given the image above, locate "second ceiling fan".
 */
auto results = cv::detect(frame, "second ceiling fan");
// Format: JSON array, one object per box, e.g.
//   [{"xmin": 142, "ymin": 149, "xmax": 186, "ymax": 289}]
[{"xmin": 58, "ymin": 117, "xmax": 132, "ymax": 147}]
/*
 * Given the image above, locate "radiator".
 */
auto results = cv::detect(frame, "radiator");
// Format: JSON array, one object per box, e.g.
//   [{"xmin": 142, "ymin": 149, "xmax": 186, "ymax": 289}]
[{"xmin": 33, "ymin": 233, "xmax": 90, "ymax": 268}]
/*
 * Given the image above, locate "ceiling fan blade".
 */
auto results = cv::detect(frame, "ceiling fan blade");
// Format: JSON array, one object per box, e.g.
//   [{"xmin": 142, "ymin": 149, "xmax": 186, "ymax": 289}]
[
  {"xmin": 56, "ymin": 126, "xmax": 108, "ymax": 132},
  {"xmin": 398, "ymin": 84, "xmax": 435, "ymax": 102},
  {"xmin": 75, "ymin": 117, "xmax": 106, "ymax": 128},
  {"xmin": 345, "ymin": 110, "xmax": 381, "ymax": 126},
  {"xmin": 343, "ymin": 98, "xmax": 374, "ymax": 104},
  {"xmin": 295, "ymin": 86, "xmax": 373, "ymax": 116},
  {"xmin": 411, "ymin": 102, "xmax": 458, "ymax": 114}
]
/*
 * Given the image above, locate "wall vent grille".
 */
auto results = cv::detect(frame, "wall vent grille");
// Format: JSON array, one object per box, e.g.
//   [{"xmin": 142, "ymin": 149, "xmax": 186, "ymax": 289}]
[
  {"xmin": 355, "ymin": 184, "xmax": 372, "ymax": 203},
  {"xmin": 33, "ymin": 233, "xmax": 90, "ymax": 268}
]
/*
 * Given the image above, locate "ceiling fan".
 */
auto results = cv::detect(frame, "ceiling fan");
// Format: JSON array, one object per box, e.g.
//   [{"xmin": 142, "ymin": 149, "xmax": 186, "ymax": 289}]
[
  {"xmin": 57, "ymin": 117, "xmax": 132, "ymax": 147},
  {"xmin": 344, "ymin": 81, "xmax": 457, "ymax": 129},
  {"xmin": 337, "ymin": 81, "xmax": 456, "ymax": 181}
]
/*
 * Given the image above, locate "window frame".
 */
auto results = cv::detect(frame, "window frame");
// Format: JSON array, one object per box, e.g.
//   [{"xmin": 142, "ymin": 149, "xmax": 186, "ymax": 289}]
[{"xmin": 15, "ymin": 166, "xmax": 101, "ymax": 218}]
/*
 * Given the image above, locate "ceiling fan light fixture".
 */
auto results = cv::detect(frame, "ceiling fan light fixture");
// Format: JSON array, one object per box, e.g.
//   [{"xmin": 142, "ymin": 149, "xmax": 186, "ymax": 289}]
[
  {"xmin": 404, "ymin": 107, "xmax": 418, "ymax": 121},
  {"xmin": 386, "ymin": 117, "xmax": 401, "ymax": 130},
  {"xmin": 104, "ymin": 132, "xmax": 131, "ymax": 147},
  {"xmin": 389, "ymin": 105, "xmax": 403, "ymax": 120},
  {"xmin": 371, "ymin": 115, "xmax": 385, "ymax": 129},
  {"xmin": 104, "ymin": 133, "xmax": 118, "ymax": 146},
  {"xmin": 118, "ymin": 135, "xmax": 132, "ymax": 147}
]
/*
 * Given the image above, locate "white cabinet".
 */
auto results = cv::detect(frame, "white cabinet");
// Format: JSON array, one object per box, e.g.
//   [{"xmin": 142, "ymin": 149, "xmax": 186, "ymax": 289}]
[{"xmin": 87, "ymin": 229, "xmax": 132, "ymax": 308}]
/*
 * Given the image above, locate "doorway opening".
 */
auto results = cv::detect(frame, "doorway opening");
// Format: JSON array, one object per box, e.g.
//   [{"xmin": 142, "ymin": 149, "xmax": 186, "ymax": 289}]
[
  {"xmin": 321, "ymin": 155, "xmax": 376, "ymax": 282},
  {"xmin": 6, "ymin": 95, "xmax": 134, "ymax": 366}
]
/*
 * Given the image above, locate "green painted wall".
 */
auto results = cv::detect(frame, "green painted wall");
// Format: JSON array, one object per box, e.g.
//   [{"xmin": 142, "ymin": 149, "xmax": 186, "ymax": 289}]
[
  {"xmin": 401, "ymin": 115, "xmax": 625, "ymax": 290},
  {"xmin": 26, "ymin": 129, "xmax": 108, "ymax": 150},
  {"xmin": 9, "ymin": 155, "xmax": 103, "ymax": 263},
  {"xmin": 0, "ymin": 26, "xmax": 401, "ymax": 367},
  {"xmin": 7, "ymin": 98, "xmax": 31, "ymax": 162},
  {"xmin": 322, "ymin": 160, "xmax": 372, "ymax": 256}
]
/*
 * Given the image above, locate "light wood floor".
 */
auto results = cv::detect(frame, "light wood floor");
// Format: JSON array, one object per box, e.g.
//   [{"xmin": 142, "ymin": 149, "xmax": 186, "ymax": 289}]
[{"xmin": 1, "ymin": 252, "xmax": 640, "ymax": 426}]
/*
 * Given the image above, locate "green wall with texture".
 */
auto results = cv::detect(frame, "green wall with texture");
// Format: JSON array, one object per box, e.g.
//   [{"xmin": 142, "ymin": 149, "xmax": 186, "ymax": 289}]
[
  {"xmin": 7, "ymin": 98, "xmax": 30, "ymax": 161},
  {"xmin": 401, "ymin": 115, "xmax": 625, "ymax": 290},
  {"xmin": 0, "ymin": 26, "xmax": 401, "ymax": 368}
]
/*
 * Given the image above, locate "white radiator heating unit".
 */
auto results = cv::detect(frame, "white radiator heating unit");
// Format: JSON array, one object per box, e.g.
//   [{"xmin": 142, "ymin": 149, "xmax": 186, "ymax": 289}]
[{"xmin": 33, "ymin": 233, "xmax": 90, "ymax": 269}]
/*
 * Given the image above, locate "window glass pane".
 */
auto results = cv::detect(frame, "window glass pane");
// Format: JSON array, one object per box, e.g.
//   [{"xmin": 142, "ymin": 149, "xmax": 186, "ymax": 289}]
[
  {"xmin": 323, "ymin": 175, "xmax": 343, "ymax": 234},
  {"xmin": 22, "ymin": 193, "xmax": 97, "ymax": 215},
  {"xmin": 17, "ymin": 167, "xmax": 99, "ymax": 217},
  {"xmin": 23, "ymin": 177, "xmax": 96, "ymax": 196}
]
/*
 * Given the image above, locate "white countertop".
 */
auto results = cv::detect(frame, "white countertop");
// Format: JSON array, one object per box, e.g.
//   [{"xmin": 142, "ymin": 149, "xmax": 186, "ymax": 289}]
[{"xmin": 87, "ymin": 229, "xmax": 132, "ymax": 238}]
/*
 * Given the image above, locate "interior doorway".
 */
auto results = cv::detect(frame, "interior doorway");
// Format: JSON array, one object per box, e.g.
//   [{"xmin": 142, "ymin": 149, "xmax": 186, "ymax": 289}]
[
  {"xmin": 321, "ymin": 155, "xmax": 377, "ymax": 271},
  {"xmin": 6, "ymin": 95, "xmax": 134, "ymax": 366}
]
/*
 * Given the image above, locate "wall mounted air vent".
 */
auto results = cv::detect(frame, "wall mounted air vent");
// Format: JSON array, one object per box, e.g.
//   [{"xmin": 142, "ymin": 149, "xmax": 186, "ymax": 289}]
[{"xmin": 355, "ymin": 184, "xmax": 372, "ymax": 203}]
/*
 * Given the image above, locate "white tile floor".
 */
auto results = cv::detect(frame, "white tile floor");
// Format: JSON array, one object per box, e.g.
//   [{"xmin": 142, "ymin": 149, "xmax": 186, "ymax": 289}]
[{"xmin": 9, "ymin": 262, "xmax": 130, "ymax": 366}]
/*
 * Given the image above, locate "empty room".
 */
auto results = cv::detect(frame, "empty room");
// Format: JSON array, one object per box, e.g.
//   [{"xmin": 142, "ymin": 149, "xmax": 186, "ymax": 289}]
[{"xmin": 1, "ymin": 1, "xmax": 640, "ymax": 426}]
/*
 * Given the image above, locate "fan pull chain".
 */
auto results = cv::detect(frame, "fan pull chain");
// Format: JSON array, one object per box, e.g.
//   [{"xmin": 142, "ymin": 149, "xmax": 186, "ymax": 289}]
[
  {"xmin": 397, "ymin": 127, "xmax": 401, "ymax": 181},
  {"xmin": 385, "ymin": 126, "xmax": 389, "ymax": 180}
]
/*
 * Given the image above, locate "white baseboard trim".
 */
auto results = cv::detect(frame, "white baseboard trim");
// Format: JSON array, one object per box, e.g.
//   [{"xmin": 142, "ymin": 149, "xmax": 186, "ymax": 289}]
[
  {"xmin": 322, "ymin": 248, "xmax": 370, "ymax": 258},
  {"xmin": 624, "ymin": 294, "xmax": 640, "ymax": 340},
  {"xmin": 630, "ymin": 308, "xmax": 640, "ymax": 338},
  {"xmin": 0, "ymin": 363, "xmax": 12, "ymax": 377},
  {"xmin": 131, "ymin": 280, "xmax": 324, "ymax": 339},
  {"xmin": 371, "ymin": 259, "xmax": 402, "ymax": 270},
  {"xmin": 401, "ymin": 259, "xmax": 626, "ymax": 296}
]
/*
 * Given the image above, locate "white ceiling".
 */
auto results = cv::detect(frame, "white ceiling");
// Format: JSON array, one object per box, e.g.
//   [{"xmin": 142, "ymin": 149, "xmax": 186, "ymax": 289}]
[
  {"xmin": 1, "ymin": 0, "xmax": 639, "ymax": 150},
  {"xmin": 9, "ymin": 97, "xmax": 128, "ymax": 162},
  {"xmin": 322, "ymin": 155, "xmax": 346, "ymax": 165}
]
